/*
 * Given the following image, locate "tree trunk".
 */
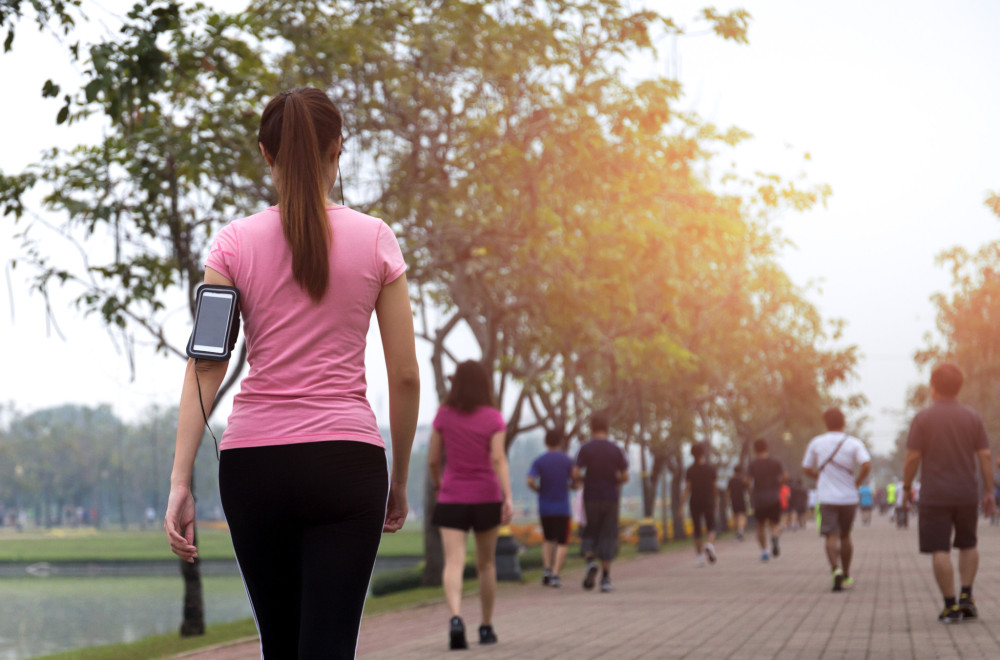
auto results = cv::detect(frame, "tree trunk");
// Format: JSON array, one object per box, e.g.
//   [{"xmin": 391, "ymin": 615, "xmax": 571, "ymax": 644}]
[
  {"xmin": 180, "ymin": 468, "xmax": 205, "ymax": 636},
  {"xmin": 421, "ymin": 476, "xmax": 443, "ymax": 586},
  {"xmin": 179, "ymin": 525, "xmax": 206, "ymax": 637},
  {"xmin": 670, "ymin": 465, "xmax": 686, "ymax": 541}
]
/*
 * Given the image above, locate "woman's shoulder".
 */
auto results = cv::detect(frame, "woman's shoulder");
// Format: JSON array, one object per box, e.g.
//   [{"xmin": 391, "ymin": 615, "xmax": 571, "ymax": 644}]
[
  {"xmin": 222, "ymin": 207, "xmax": 281, "ymax": 234},
  {"xmin": 330, "ymin": 206, "xmax": 391, "ymax": 230}
]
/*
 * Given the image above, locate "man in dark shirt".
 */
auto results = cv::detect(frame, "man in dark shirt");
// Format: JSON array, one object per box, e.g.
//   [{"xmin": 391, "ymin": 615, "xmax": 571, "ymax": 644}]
[
  {"xmin": 684, "ymin": 442, "xmax": 718, "ymax": 565},
  {"xmin": 573, "ymin": 413, "xmax": 628, "ymax": 593},
  {"xmin": 727, "ymin": 466, "xmax": 749, "ymax": 540},
  {"xmin": 903, "ymin": 363, "xmax": 995, "ymax": 624},
  {"xmin": 747, "ymin": 438, "xmax": 787, "ymax": 562}
]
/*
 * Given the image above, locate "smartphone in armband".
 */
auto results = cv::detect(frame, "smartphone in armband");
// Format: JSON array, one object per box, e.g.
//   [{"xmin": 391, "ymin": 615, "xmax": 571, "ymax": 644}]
[{"xmin": 187, "ymin": 284, "xmax": 241, "ymax": 361}]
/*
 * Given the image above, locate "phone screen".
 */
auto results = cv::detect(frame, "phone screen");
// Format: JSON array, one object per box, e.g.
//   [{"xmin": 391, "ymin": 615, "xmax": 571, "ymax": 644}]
[{"xmin": 192, "ymin": 291, "xmax": 236, "ymax": 354}]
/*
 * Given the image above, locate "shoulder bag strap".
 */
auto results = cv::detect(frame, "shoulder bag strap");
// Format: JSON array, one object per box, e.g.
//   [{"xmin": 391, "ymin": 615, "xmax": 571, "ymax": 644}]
[{"xmin": 817, "ymin": 433, "xmax": 850, "ymax": 474}]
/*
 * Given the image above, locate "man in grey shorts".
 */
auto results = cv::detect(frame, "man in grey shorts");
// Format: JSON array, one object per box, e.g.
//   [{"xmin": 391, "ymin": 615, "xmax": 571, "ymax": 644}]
[
  {"xmin": 802, "ymin": 408, "xmax": 871, "ymax": 592},
  {"xmin": 573, "ymin": 414, "xmax": 628, "ymax": 593}
]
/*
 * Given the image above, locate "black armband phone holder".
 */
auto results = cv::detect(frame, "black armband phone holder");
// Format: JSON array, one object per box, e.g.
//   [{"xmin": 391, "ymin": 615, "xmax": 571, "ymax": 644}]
[{"xmin": 186, "ymin": 284, "xmax": 241, "ymax": 361}]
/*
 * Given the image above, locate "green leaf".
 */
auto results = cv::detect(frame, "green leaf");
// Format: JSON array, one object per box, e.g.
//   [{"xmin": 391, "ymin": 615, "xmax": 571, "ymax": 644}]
[
  {"xmin": 84, "ymin": 79, "xmax": 102, "ymax": 103},
  {"xmin": 41, "ymin": 80, "xmax": 61, "ymax": 98}
]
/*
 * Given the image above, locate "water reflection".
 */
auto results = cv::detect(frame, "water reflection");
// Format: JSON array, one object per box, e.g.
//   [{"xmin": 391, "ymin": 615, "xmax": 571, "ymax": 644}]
[{"xmin": 0, "ymin": 576, "xmax": 251, "ymax": 660}]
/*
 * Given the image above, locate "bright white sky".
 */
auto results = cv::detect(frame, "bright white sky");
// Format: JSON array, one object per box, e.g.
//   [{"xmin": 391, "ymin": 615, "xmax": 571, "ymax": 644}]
[{"xmin": 2, "ymin": 0, "xmax": 999, "ymax": 454}]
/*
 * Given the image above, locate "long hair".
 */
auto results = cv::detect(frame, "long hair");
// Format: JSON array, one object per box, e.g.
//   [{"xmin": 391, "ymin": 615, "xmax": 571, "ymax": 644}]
[
  {"xmin": 444, "ymin": 360, "xmax": 496, "ymax": 413},
  {"xmin": 258, "ymin": 88, "xmax": 343, "ymax": 302}
]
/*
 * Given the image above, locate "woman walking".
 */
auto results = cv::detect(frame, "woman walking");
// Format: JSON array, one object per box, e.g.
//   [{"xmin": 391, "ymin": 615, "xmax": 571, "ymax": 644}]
[
  {"xmin": 428, "ymin": 360, "xmax": 514, "ymax": 650},
  {"xmin": 164, "ymin": 87, "xmax": 420, "ymax": 658}
]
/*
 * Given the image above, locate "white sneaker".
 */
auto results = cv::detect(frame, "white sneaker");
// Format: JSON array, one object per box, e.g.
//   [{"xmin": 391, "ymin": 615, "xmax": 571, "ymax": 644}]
[
  {"xmin": 696, "ymin": 553, "xmax": 706, "ymax": 567},
  {"xmin": 705, "ymin": 544, "xmax": 717, "ymax": 564}
]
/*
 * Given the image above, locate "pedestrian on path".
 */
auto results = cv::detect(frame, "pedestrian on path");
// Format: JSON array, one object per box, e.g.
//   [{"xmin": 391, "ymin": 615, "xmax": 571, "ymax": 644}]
[
  {"xmin": 428, "ymin": 360, "xmax": 515, "ymax": 649},
  {"xmin": 727, "ymin": 466, "xmax": 749, "ymax": 540},
  {"xmin": 747, "ymin": 438, "xmax": 787, "ymax": 562},
  {"xmin": 684, "ymin": 442, "xmax": 718, "ymax": 566},
  {"xmin": 859, "ymin": 480, "xmax": 874, "ymax": 526},
  {"xmin": 573, "ymin": 414, "xmax": 629, "ymax": 592},
  {"xmin": 527, "ymin": 428, "xmax": 578, "ymax": 587},
  {"xmin": 903, "ymin": 363, "xmax": 996, "ymax": 624},
  {"xmin": 789, "ymin": 478, "xmax": 809, "ymax": 531},
  {"xmin": 164, "ymin": 87, "xmax": 420, "ymax": 659},
  {"xmin": 802, "ymin": 407, "xmax": 872, "ymax": 592}
]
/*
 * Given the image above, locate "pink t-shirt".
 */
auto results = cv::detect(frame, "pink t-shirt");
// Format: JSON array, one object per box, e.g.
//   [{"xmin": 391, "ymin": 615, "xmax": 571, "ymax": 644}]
[
  {"xmin": 434, "ymin": 405, "xmax": 506, "ymax": 504},
  {"xmin": 204, "ymin": 205, "xmax": 406, "ymax": 451}
]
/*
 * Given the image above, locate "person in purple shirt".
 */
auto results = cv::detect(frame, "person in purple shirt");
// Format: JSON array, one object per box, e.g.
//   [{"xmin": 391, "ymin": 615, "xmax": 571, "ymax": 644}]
[
  {"xmin": 527, "ymin": 428, "xmax": 579, "ymax": 588},
  {"xmin": 573, "ymin": 414, "xmax": 629, "ymax": 593},
  {"xmin": 428, "ymin": 360, "xmax": 514, "ymax": 650}
]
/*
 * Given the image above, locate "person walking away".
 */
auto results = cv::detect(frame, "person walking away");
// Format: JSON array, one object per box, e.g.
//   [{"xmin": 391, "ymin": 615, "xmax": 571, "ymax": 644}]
[
  {"xmin": 164, "ymin": 87, "xmax": 420, "ymax": 659},
  {"xmin": 573, "ymin": 414, "xmax": 628, "ymax": 592},
  {"xmin": 885, "ymin": 480, "xmax": 898, "ymax": 519},
  {"xmin": 802, "ymin": 407, "xmax": 872, "ymax": 592},
  {"xmin": 903, "ymin": 363, "xmax": 995, "ymax": 624},
  {"xmin": 428, "ymin": 360, "xmax": 514, "ymax": 649},
  {"xmin": 684, "ymin": 442, "xmax": 718, "ymax": 566},
  {"xmin": 789, "ymin": 478, "xmax": 809, "ymax": 531},
  {"xmin": 858, "ymin": 481, "xmax": 874, "ymax": 526},
  {"xmin": 727, "ymin": 466, "xmax": 749, "ymax": 541},
  {"xmin": 779, "ymin": 481, "xmax": 792, "ymax": 530},
  {"xmin": 747, "ymin": 438, "xmax": 787, "ymax": 561},
  {"xmin": 527, "ymin": 428, "xmax": 578, "ymax": 587}
]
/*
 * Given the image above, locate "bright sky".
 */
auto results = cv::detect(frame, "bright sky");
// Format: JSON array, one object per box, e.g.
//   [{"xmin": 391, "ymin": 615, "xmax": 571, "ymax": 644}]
[{"xmin": 2, "ymin": 1, "xmax": 999, "ymax": 454}]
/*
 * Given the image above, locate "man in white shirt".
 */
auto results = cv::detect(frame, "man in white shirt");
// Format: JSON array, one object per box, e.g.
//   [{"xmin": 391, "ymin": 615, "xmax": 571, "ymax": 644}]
[{"xmin": 802, "ymin": 408, "xmax": 872, "ymax": 592}]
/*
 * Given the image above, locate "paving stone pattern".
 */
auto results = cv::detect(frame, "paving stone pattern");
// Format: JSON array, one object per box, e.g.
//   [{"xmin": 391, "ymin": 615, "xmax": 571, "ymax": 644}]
[{"xmin": 173, "ymin": 516, "xmax": 1000, "ymax": 659}]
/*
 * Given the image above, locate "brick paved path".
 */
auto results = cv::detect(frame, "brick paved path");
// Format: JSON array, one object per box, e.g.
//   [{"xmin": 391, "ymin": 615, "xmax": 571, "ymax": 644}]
[{"xmin": 174, "ymin": 517, "xmax": 1000, "ymax": 659}]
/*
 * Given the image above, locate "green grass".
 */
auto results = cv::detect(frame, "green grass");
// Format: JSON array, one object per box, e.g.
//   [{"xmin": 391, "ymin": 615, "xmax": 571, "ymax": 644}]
[
  {"xmin": 0, "ymin": 527, "xmax": 426, "ymax": 562},
  {"xmin": 0, "ymin": 528, "xmax": 237, "ymax": 562}
]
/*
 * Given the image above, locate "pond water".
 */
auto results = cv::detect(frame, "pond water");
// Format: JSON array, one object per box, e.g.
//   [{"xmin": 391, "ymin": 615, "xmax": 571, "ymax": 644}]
[{"xmin": 0, "ymin": 575, "xmax": 252, "ymax": 660}]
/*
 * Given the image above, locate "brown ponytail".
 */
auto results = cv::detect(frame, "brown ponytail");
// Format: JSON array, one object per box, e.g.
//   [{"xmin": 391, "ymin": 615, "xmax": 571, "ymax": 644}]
[{"xmin": 257, "ymin": 88, "xmax": 343, "ymax": 302}]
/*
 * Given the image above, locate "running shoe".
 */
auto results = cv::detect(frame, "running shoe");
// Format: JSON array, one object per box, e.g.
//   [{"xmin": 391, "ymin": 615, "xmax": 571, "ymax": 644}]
[
  {"xmin": 771, "ymin": 536, "xmax": 781, "ymax": 558},
  {"xmin": 696, "ymin": 553, "xmax": 706, "ymax": 567},
  {"xmin": 478, "ymin": 624, "xmax": 498, "ymax": 644},
  {"xmin": 760, "ymin": 550, "xmax": 770, "ymax": 562},
  {"xmin": 549, "ymin": 575, "xmax": 562, "ymax": 588},
  {"xmin": 542, "ymin": 569, "xmax": 551, "ymax": 586},
  {"xmin": 842, "ymin": 577, "xmax": 854, "ymax": 590},
  {"xmin": 938, "ymin": 605, "xmax": 963, "ymax": 624},
  {"xmin": 583, "ymin": 561, "xmax": 599, "ymax": 590},
  {"xmin": 600, "ymin": 576, "xmax": 614, "ymax": 593},
  {"xmin": 706, "ymin": 543, "xmax": 717, "ymax": 564},
  {"xmin": 449, "ymin": 616, "xmax": 468, "ymax": 650},
  {"xmin": 832, "ymin": 567, "xmax": 844, "ymax": 592},
  {"xmin": 736, "ymin": 530, "xmax": 744, "ymax": 541},
  {"xmin": 959, "ymin": 598, "xmax": 978, "ymax": 620}
]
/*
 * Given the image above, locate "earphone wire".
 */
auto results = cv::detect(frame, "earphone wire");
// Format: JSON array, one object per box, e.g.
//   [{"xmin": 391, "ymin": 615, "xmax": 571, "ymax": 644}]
[
  {"xmin": 194, "ymin": 359, "xmax": 221, "ymax": 460},
  {"xmin": 339, "ymin": 164, "xmax": 346, "ymax": 206}
]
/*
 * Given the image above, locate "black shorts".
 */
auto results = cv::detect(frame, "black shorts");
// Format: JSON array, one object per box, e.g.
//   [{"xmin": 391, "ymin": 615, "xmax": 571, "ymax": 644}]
[
  {"xmin": 690, "ymin": 504, "xmax": 716, "ymax": 539},
  {"xmin": 754, "ymin": 503, "xmax": 782, "ymax": 524},
  {"xmin": 918, "ymin": 504, "xmax": 979, "ymax": 553},
  {"xmin": 432, "ymin": 502, "xmax": 502, "ymax": 532},
  {"xmin": 540, "ymin": 515, "xmax": 571, "ymax": 544},
  {"xmin": 730, "ymin": 498, "xmax": 747, "ymax": 515},
  {"xmin": 819, "ymin": 504, "xmax": 857, "ymax": 537}
]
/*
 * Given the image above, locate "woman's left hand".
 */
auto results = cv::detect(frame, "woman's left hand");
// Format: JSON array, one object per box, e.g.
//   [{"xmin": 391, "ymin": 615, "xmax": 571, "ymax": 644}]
[
  {"xmin": 501, "ymin": 497, "xmax": 514, "ymax": 525},
  {"xmin": 164, "ymin": 483, "xmax": 198, "ymax": 563},
  {"xmin": 383, "ymin": 481, "xmax": 408, "ymax": 533}
]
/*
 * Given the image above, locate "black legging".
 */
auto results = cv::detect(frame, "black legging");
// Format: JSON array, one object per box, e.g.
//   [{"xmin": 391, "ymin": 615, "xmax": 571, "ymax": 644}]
[{"xmin": 219, "ymin": 440, "xmax": 388, "ymax": 659}]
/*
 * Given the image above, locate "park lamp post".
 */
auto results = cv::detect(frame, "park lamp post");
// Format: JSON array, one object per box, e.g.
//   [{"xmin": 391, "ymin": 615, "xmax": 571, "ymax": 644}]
[{"xmin": 14, "ymin": 464, "xmax": 24, "ymax": 530}]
